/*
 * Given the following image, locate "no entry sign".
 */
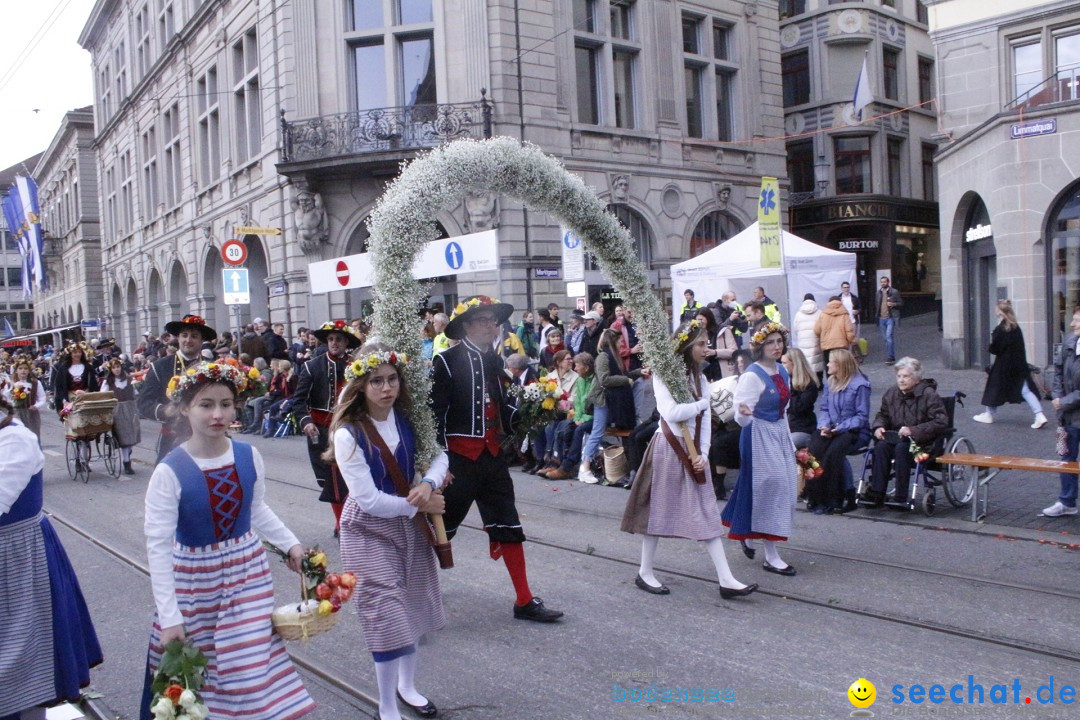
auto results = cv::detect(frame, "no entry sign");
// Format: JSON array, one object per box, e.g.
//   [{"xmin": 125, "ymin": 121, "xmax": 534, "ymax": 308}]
[{"xmin": 336, "ymin": 260, "xmax": 350, "ymax": 286}]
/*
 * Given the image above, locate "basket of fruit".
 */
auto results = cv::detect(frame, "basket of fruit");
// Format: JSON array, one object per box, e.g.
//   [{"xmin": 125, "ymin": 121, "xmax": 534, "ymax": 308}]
[{"xmin": 269, "ymin": 546, "xmax": 356, "ymax": 641}]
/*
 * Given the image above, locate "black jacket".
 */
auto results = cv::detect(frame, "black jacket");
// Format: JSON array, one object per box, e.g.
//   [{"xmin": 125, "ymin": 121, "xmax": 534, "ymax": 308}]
[
  {"xmin": 430, "ymin": 339, "xmax": 514, "ymax": 445},
  {"xmin": 981, "ymin": 323, "xmax": 1033, "ymax": 407},
  {"xmin": 262, "ymin": 329, "xmax": 289, "ymax": 361},
  {"xmin": 872, "ymin": 378, "xmax": 948, "ymax": 446},
  {"xmin": 291, "ymin": 353, "xmax": 349, "ymax": 430},
  {"xmin": 53, "ymin": 362, "xmax": 101, "ymax": 411},
  {"xmin": 137, "ymin": 354, "xmax": 197, "ymax": 421}
]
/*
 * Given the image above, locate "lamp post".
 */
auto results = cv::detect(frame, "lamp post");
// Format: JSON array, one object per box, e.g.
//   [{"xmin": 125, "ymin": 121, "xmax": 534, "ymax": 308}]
[{"xmin": 814, "ymin": 159, "xmax": 831, "ymax": 197}]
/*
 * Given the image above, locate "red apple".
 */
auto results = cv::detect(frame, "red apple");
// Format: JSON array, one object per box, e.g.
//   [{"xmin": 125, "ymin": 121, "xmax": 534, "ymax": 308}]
[
  {"xmin": 326, "ymin": 573, "xmax": 341, "ymax": 587},
  {"xmin": 329, "ymin": 595, "xmax": 343, "ymax": 612},
  {"xmin": 334, "ymin": 586, "xmax": 353, "ymax": 603},
  {"xmin": 315, "ymin": 582, "xmax": 333, "ymax": 600},
  {"xmin": 339, "ymin": 572, "xmax": 357, "ymax": 589}
]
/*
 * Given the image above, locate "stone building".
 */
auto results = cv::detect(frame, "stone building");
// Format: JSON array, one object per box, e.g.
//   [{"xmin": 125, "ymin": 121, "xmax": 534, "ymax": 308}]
[
  {"xmin": 81, "ymin": 0, "xmax": 788, "ymax": 349},
  {"xmin": 32, "ymin": 107, "xmax": 105, "ymax": 334},
  {"xmin": 780, "ymin": 0, "xmax": 941, "ymax": 314},
  {"xmin": 926, "ymin": 0, "xmax": 1080, "ymax": 367}
]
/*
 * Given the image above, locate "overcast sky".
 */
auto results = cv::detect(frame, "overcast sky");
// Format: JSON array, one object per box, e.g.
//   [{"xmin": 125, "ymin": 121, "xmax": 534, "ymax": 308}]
[{"xmin": 0, "ymin": 1, "xmax": 95, "ymax": 172}]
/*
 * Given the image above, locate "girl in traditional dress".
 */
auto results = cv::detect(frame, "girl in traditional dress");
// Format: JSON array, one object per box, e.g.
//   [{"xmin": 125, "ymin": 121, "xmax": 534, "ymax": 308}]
[
  {"xmin": 327, "ymin": 344, "xmax": 447, "ymax": 720},
  {"xmin": 100, "ymin": 358, "xmax": 142, "ymax": 475},
  {"xmin": 5, "ymin": 356, "xmax": 47, "ymax": 439},
  {"xmin": 621, "ymin": 320, "xmax": 757, "ymax": 600},
  {"xmin": 52, "ymin": 342, "xmax": 99, "ymax": 412},
  {"xmin": 0, "ymin": 397, "xmax": 102, "ymax": 720},
  {"xmin": 721, "ymin": 322, "xmax": 800, "ymax": 576},
  {"xmin": 141, "ymin": 362, "xmax": 315, "ymax": 720}
]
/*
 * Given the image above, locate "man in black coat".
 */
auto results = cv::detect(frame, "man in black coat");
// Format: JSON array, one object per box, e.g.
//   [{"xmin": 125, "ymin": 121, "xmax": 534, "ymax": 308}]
[
  {"xmin": 137, "ymin": 314, "xmax": 217, "ymax": 462},
  {"xmin": 292, "ymin": 320, "xmax": 362, "ymax": 535},
  {"xmin": 431, "ymin": 296, "xmax": 563, "ymax": 623}
]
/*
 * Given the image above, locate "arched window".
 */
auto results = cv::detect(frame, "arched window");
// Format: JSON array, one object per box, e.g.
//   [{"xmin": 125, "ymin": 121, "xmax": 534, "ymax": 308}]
[
  {"xmin": 587, "ymin": 205, "xmax": 653, "ymax": 270},
  {"xmin": 690, "ymin": 210, "xmax": 744, "ymax": 257}
]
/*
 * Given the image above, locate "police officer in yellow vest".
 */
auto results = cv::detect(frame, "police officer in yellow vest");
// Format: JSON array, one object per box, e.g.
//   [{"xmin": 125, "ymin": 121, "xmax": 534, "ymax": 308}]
[
  {"xmin": 752, "ymin": 286, "xmax": 782, "ymax": 324},
  {"xmin": 679, "ymin": 289, "xmax": 705, "ymax": 323}
]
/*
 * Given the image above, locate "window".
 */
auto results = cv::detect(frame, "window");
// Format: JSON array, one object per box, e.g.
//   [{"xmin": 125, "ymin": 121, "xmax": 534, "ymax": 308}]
[
  {"xmin": 782, "ymin": 50, "xmax": 810, "ymax": 106},
  {"xmin": 883, "ymin": 47, "xmax": 899, "ymax": 101},
  {"xmin": 135, "ymin": 4, "xmax": 152, "ymax": 79},
  {"xmin": 1013, "ymin": 40, "xmax": 1043, "ymax": 101},
  {"xmin": 887, "ymin": 136, "xmax": 903, "ymax": 196},
  {"xmin": 921, "ymin": 143, "xmax": 936, "ymax": 202},
  {"xmin": 158, "ymin": 0, "xmax": 175, "ymax": 49},
  {"xmin": 346, "ymin": 3, "xmax": 438, "ymax": 115},
  {"xmin": 612, "ymin": 50, "xmax": 635, "ymax": 128},
  {"xmin": 778, "ymin": 0, "xmax": 805, "ymax": 20},
  {"xmin": 834, "ymin": 136, "xmax": 871, "ymax": 194},
  {"xmin": 682, "ymin": 13, "xmax": 737, "ymax": 139},
  {"xmin": 918, "ymin": 57, "xmax": 933, "ymax": 105},
  {"xmin": 573, "ymin": 0, "xmax": 596, "ymax": 33},
  {"xmin": 690, "ymin": 211, "xmax": 744, "ymax": 257},
  {"xmin": 610, "ymin": 0, "xmax": 632, "ymax": 40},
  {"xmin": 6, "ymin": 269, "xmax": 21, "ymax": 288},
  {"xmin": 115, "ymin": 41, "xmax": 127, "ymax": 100},
  {"xmin": 105, "ymin": 165, "xmax": 117, "ymax": 238},
  {"xmin": 575, "ymin": 44, "xmax": 600, "ymax": 124},
  {"xmin": 787, "ymin": 140, "xmax": 814, "ymax": 194},
  {"xmin": 233, "ymin": 29, "xmax": 261, "ymax": 163},
  {"xmin": 399, "ymin": 0, "xmax": 432, "ymax": 24},
  {"xmin": 352, "ymin": 0, "xmax": 383, "ymax": 30},
  {"xmin": 400, "ymin": 36, "xmax": 436, "ymax": 108},
  {"xmin": 142, "ymin": 126, "xmax": 159, "ymax": 216},
  {"xmin": 163, "ymin": 104, "xmax": 182, "ymax": 207},
  {"xmin": 120, "ymin": 152, "xmax": 134, "ymax": 232},
  {"xmin": 881, "ymin": 0, "xmax": 895, "ymax": 7},
  {"xmin": 98, "ymin": 65, "xmax": 112, "ymax": 121},
  {"xmin": 916, "ymin": 2, "xmax": 929, "ymax": 25},
  {"xmin": 1056, "ymin": 30, "xmax": 1080, "ymax": 102},
  {"xmin": 196, "ymin": 67, "xmax": 221, "ymax": 186},
  {"xmin": 587, "ymin": 205, "xmax": 653, "ymax": 269}
]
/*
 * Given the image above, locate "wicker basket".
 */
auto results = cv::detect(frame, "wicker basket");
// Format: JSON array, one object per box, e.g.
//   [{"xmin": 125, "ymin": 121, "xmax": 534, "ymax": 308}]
[
  {"xmin": 271, "ymin": 574, "xmax": 339, "ymax": 641},
  {"xmin": 64, "ymin": 393, "xmax": 118, "ymax": 438}
]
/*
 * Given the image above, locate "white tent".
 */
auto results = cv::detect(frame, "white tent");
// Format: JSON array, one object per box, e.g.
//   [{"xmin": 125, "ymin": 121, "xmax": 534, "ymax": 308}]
[{"xmin": 671, "ymin": 222, "xmax": 856, "ymax": 333}]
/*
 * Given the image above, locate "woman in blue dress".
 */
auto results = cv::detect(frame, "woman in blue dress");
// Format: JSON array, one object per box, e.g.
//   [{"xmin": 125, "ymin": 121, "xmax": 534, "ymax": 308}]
[
  {"xmin": 0, "ymin": 398, "xmax": 102, "ymax": 720},
  {"xmin": 721, "ymin": 322, "xmax": 800, "ymax": 576}
]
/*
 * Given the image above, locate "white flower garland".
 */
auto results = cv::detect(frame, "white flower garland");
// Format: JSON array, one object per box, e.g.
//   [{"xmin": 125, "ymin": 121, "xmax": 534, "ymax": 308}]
[{"xmin": 368, "ymin": 137, "xmax": 691, "ymax": 467}]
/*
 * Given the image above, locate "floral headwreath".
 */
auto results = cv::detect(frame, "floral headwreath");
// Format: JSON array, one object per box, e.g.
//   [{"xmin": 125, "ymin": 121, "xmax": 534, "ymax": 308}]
[
  {"xmin": 453, "ymin": 295, "xmax": 505, "ymax": 321},
  {"xmin": 10, "ymin": 355, "xmax": 35, "ymax": 372},
  {"xmin": 673, "ymin": 318, "xmax": 702, "ymax": 351},
  {"xmin": 749, "ymin": 321, "xmax": 790, "ymax": 347},
  {"xmin": 61, "ymin": 341, "xmax": 95, "ymax": 360},
  {"xmin": 166, "ymin": 361, "xmax": 250, "ymax": 400},
  {"xmin": 317, "ymin": 319, "xmax": 362, "ymax": 340},
  {"xmin": 345, "ymin": 350, "xmax": 409, "ymax": 382}
]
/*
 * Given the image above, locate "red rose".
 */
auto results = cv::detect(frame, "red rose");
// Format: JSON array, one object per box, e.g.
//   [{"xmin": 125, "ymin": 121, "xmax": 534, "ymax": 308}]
[
  {"xmin": 389, "ymin": 353, "xmax": 397, "ymax": 364},
  {"xmin": 164, "ymin": 684, "xmax": 184, "ymax": 703},
  {"xmin": 335, "ymin": 320, "xmax": 345, "ymax": 329}
]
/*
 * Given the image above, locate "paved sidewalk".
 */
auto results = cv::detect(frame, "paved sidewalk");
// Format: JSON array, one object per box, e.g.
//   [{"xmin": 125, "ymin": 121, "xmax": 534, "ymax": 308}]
[{"xmin": 836, "ymin": 313, "xmax": 1076, "ymax": 535}]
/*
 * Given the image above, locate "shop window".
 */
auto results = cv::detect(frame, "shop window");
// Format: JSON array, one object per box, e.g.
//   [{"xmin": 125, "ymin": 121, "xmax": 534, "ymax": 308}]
[
  {"xmin": 834, "ymin": 136, "xmax": 871, "ymax": 194},
  {"xmin": 782, "ymin": 50, "xmax": 810, "ymax": 107},
  {"xmin": 690, "ymin": 211, "xmax": 744, "ymax": 257}
]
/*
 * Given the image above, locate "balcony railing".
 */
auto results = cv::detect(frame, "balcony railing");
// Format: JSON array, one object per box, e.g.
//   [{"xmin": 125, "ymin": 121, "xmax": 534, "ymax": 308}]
[
  {"xmin": 281, "ymin": 94, "xmax": 492, "ymax": 163},
  {"xmin": 1006, "ymin": 67, "xmax": 1080, "ymax": 112}
]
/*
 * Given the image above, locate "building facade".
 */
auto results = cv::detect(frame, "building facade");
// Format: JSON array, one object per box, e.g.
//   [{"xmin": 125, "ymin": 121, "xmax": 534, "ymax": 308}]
[
  {"xmin": 80, "ymin": 0, "xmax": 788, "ymax": 349},
  {"xmin": 33, "ymin": 107, "xmax": 105, "ymax": 333},
  {"xmin": 927, "ymin": 0, "xmax": 1080, "ymax": 368},
  {"xmin": 780, "ymin": 0, "xmax": 941, "ymax": 313}
]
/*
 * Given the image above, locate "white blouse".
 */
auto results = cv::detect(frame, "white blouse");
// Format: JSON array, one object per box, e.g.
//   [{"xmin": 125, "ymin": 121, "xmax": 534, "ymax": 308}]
[
  {"xmin": 144, "ymin": 443, "xmax": 299, "ymax": 629},
  {"xmin": 0, "ymin": 420, "xmax": 45, "ymax": 516},
  {"xmin": 332, "ymin": 408, "xmax": 449, "ymax": 519},
  {"xmin": 652, "ymin": 372, "xmax": 712, "ymax": 459},
  {"xmin": 3, "ymin": 379, "xmax": 47, "ymax": 411}
]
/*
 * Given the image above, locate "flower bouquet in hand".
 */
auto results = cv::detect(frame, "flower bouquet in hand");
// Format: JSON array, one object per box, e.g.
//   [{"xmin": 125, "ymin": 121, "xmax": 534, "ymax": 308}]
[
  {"xmin": 237, "ymin": 366, "xmax": 268, "ymax": 400},
  {"xmin": 908, "ymin": 441, "xmax": 931, "ymax": 464},
  {"xmin": 11, "ymin": 382, "xmax": 30, "ymax": 408},
  {"xmin": 795, "ymin": 448, "xmax": 824, "ymax": 497},
  {"xmin": 265, "ymin": 544, "xmax": 356, "ymax": 640},
  {"xmin": 503, "ymin": 374, "xmax": 563, "ymax": 450},
  {"xmin": 148, "ymin": 640, "xmax": 210, "ymax": 720}
]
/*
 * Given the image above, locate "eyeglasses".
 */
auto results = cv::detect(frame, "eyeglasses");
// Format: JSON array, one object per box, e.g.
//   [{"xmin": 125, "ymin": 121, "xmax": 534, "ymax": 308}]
[{"xmin": 368, "ymin": 375, "xmax": 401, "ymax": 389}]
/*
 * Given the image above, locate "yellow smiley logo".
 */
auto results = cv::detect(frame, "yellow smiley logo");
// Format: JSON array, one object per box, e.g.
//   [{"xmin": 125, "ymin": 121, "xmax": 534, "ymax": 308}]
[{"xmin": 848, "ymin": 678, "xmax": 876, "ymax": 709}]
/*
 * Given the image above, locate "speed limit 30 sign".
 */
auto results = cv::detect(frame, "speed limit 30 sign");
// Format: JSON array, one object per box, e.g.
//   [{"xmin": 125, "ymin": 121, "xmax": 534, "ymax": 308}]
[{"xmin": 221, "ymin": 239, "xmax": 248, "ymax": 266}]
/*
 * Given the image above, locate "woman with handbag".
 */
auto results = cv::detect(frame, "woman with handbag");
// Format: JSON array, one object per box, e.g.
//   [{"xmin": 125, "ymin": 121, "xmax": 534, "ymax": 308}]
[
  {"xmin": 621, "ymin": 320, "xmax": 756, "ymax": 600},
  {"xmin": 328, "ymin": 345, "xmax": 448, "ymax": 720}
]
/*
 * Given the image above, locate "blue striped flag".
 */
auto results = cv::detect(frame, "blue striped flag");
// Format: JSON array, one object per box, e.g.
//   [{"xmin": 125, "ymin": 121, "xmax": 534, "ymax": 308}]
[
  {"xmin": 1, "ymin": 192, "xmax": 32, "ymax": 298},
  {"xmin": 14, "ymin": 176, "xmax": 46, "ymax": 291}
]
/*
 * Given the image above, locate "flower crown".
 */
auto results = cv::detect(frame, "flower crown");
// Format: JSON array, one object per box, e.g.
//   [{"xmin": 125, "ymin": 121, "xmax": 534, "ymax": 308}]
[
  {"xmin": 673, "ymin": 318, "xmax": 702, "ymax": 350},
  {"xmin": 318, "ymin": 320, "xmax": 362, "ymax": 340},
  {"xmin": 345, "ymin": 350, "xmax": 409, "ymax": 382},
  {"xmin": 450, "ymin": 295, "xmax": 501, "ymax": 322},
  {"xmin": 62, "ymin": 341, "xmax": 95, "ymax": 359},
  {"xmin": 166, "ymin": 361, "xmax": 250, "ymax": 400},
  {"xmin": 749, "ymin": 321, "xmax": 789, "ymax": 347},
  {"xmin": 10, "ymin": 356, "xmax": 34, "ymax": 372}
]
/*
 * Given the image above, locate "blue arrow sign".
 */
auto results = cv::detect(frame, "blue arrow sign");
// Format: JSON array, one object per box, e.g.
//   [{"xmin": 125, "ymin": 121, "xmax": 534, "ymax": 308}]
[
  {"xmin": 444, "ymin": 241, "xmax": 463, "ymax": 270},
  {"xmin": 222, "ymin": 268, "xmax": 250, "ymax": 305}
]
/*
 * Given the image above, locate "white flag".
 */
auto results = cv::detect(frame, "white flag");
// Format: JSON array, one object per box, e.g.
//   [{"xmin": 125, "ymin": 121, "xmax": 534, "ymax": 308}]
[{"xmin": 853, "ymin": 56, "xmax": 873, "ymax": 121}]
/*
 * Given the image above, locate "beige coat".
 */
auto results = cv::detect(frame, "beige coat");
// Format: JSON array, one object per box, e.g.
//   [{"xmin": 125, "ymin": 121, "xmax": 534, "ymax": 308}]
[{"xmin": 815, "ymin": 299, "xmax": 856, "ymax": 351}]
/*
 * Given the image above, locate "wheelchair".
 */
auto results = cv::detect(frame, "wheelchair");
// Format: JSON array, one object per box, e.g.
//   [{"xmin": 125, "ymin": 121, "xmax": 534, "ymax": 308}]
[{"xmin": 854, "ymin": 391, "xmax": 978, "ymax": 515}]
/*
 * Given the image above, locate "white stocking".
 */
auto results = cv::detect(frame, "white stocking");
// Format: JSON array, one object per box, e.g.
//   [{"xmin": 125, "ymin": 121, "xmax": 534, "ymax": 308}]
[
  {"xmin": 122, "ymin": 446, "xmax": 132, "ymax": 462},
  {"xmin": 396, "ymin": 649, "xmax": 429, "ymax": 708},
  {"xmin": 637, "ymin": 535, "xmax": 662, "ymax": 587},
  {"xmin": 763, "ymin": 540, "xmax": 788, "ymax": 569},
  {"xmin": 704, "ymin": 537, "xmax": 744, "ymax": 589},
  {"xmin": 374, "ymin": 658, "xmax": 402, "ymax": 720}
]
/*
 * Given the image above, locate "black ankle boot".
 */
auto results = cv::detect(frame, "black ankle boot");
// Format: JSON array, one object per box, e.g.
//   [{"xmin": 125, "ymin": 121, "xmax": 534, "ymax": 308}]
[{"xmin": 123, "ymin": 461, "xmax": 134, "ymax": 475}]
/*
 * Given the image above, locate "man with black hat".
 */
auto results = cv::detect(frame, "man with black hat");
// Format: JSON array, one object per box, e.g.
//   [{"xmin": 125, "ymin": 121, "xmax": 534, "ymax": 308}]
[
  {"xmin": 431, "ymin": 295, "xmax": 564, "ymax": 623},
  {"xmin": 137, "ymin": 314, "xmax": 217, "ymax": 462},
  {"xmin": 292, "ymin": 320, "xmax": 362, "ymax": 536}
]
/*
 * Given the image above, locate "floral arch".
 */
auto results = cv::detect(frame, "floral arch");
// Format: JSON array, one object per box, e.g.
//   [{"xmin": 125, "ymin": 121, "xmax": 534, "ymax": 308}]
[{"xmin": 367, "ymin": 137, "xmax": 691, "ymax": 465}]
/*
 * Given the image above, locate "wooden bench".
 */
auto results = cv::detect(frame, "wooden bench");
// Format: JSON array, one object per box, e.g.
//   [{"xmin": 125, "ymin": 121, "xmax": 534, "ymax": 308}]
[{"xmin": 937, "ymin": 452, "xmax": 1080, "ymax": 522}]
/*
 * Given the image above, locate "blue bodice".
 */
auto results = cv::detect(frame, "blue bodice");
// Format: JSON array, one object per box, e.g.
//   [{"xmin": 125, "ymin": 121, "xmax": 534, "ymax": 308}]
[
  {"xmin": 164, "ymin": 441, "xmax": 257, "ymax": 547},
  {"xmin": 749, "ymin": 363, "xmax": 791, "ymax": 422},
  {"xmin": 0, "ymin": 470, "xmax": 43, "ymax": 525},
  {"xmin": 349, "ymin": 414, "xmax": 417, "ymax": 496}
]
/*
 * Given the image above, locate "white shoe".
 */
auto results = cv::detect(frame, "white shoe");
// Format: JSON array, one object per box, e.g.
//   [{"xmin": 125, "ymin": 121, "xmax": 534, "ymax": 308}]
[
  {"xmin": 972, "ymin": 412, "xmax": 994, "ymax": 424},
  {"xmin": 578, "ymin": 465, "xmax": 599, "ymax": 484},
  {"xmin": 1040, "ymin": 501, "xmax": 1078, "ymax": 517},
  {"xmin": 1032, "ymin": 412, "xmax": 1048, "ymax": 429}
]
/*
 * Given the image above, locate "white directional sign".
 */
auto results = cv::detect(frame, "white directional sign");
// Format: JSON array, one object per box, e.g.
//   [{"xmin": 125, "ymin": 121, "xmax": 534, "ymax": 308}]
[
  {"xmin": 223, "ymin": 268, "xmax": 250, "ymax": 305},
  {"xmin": 560, "ymin": 228, "xmax": 584, "ymax": 282},
  {"xmin": 308, "ymin": 230, "xmax": 499, "ymax": 293}
]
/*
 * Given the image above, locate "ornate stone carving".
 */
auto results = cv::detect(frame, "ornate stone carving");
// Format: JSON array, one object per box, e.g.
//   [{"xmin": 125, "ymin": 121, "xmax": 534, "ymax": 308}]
[
  {"xmin": 463, "ymin": 191, "xmax": 498, "ymax": 232},
  {"xmin": 291, "ymin": 187, "xmax": 329, "ymax": 252},
  {"xmin": 609, "ymin": 174, "xmax": 631, "ymax": 204}
]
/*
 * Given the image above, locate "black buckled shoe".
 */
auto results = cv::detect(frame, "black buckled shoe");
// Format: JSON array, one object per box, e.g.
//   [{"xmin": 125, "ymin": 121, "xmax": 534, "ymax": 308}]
[
  {"xmin": 513, "ymin": 597, "xmax": 564, "ymax": 623},
  {"xmin": 635, "ymin": 575, "xmax": 670, "ymax": 595},
  {"xmin": 762, "ymin": 561, "xmax": 797, "ymax": 576},
  {"xmin": 397, "ymin": 690, "xmax": 438, "ymax": 718},
  {"xmin": 719, "ymin": 583, "xmax": 758, "ymax": 600},
  {"xmin": 739, "ymin": 540, "xmax": 756, "ymax": 559}
]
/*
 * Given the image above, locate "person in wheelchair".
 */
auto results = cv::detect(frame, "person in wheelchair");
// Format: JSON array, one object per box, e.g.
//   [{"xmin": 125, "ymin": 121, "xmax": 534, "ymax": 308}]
[{"xmin": 862, "ymin": 357, "xmax": 948, "ymax": 508}]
